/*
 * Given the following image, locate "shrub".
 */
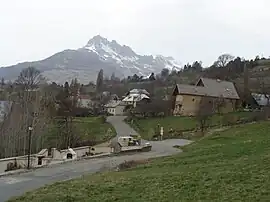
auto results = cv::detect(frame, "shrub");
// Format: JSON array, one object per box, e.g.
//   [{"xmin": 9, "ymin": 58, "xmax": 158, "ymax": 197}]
[
  {"xmin": 222, "ymin": 114, "xmax": 239, "ymax": 126},
  {"xmin": 5, "ymin": 159, "xmax": 21, "ymax": 172},
  {"xmin": 100, "ymin": 115, "xmax": 106, "ymax": 123},
  {"xmin": 133, "ymin": 100, "xmax": 171, "ymax": 118},
  {"xmin": 164, "ymin": 130, "xmax": 183, "ymax": 139},
  {"xmin": 250, "ymin": 111, "xmax": 266, "ymax": 122},
  {"xmin": 194, "ymin": 131, "xmax": 204, "ymax": 137},
  {"xmin": 125, "ymin": 116, "xmax": 133, "ymax": 123},
  {"xmin": 147, "ymin": 128, "xmax": 156, "ymax": 140},
  {"xmin": 117, "ymin": 159, "xmax": 149, "ymax": 171}
]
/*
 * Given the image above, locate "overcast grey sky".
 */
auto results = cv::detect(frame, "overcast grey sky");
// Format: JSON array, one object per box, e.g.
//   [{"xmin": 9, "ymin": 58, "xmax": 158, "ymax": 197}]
[{"xmin": 0, "ymin": 0, "xmax": 269, "ymax": 67}]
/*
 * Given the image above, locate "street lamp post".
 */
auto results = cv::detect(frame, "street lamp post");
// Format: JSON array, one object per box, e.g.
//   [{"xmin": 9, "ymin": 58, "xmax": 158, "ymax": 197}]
[{"xmin": 27, "ymin": 126, "xmax": 33, "ymax": 169}]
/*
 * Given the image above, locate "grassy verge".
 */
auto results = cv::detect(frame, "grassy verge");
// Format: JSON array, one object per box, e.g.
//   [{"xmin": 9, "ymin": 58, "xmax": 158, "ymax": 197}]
[
  {"xmin": 45, "ymin": 116, "xmax": 116, "ymax": 147},
  {"xmin": 127, "ymin": 111, "xmax": 255, "ymax": 140},
  {"xmin": 9, "ymin": 121, "xmax": 270, "ymax": 202},
  {"xmin": 74, "ymin": 116, "xmax": 116, "ymax": 143}
]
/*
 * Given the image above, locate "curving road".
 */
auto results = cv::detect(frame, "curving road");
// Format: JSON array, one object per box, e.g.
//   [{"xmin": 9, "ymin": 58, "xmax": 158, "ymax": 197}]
[{"xmin": 0, "ymin": 116, "xmax": 192, "ymax": 202}]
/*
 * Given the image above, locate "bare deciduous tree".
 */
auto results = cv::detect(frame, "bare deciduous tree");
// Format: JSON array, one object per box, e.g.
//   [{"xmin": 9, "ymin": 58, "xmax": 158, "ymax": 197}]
[
  {"xmin": 214, "ymin": 54, "xmax": 235, "ymax": 68},
  {"xmin": 196, "ymin": 97, "xmax": 214, "ymax": 135},
  {"xmin": 16, "ymin": 66, "xmax": 45, "ymax": 90},
  {"xmin": 133, "ymin": 99, "xmax": 170, "ymax": 118},
  {"xmin": 215, "ymin": 95, "xmax": 225, "ymax": 114},
  {"xmin": 0, "ymin": 78, "xmax": 5, "ymax": 88},
  {"xmin": 0, "ymin": 68, "xmax": 54, "ymax": 159},
  {"xmin": 0, "ymin": 88, "xmax": 55, "ymax": 158},
  {"xmin": 55, "ymin": 82, "xmax": 81, "ymax": 149}
]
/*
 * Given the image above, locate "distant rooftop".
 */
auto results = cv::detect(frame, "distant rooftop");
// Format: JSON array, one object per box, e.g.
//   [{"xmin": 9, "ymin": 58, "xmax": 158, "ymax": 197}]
[
  {"xmin": 129, "ymin": 89, "xmax": 150, "ymax": 95},
  {"xmin": 175, "ymin": 77, "xmax": 240, "ymax": 99}
]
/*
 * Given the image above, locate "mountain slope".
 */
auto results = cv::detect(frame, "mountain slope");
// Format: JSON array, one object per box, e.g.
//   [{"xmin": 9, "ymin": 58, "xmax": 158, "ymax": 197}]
[{"xmin": 0, "ymin": 35, "xmax": 181, "ymax": 84}]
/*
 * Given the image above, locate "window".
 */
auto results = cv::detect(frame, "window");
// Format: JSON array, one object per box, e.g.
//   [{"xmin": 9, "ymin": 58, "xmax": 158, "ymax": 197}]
[
  {"xmin": 38, "ymin": 157, "xmax": 43, "ymax": 165},
  {"xmin": 67, "ymin": 153, "xmax": 73, "ymax": 159},
  {"xmin": 177, "ymin": 104, "xmax": 182, "ymax": 108}
]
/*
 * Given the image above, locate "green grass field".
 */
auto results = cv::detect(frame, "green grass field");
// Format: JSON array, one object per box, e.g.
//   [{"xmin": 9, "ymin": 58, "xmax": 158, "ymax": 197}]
[
  {"xmin": 74, "ymin": 116, "xmax": 116, "ymax": 143},
  {"xmin": 9, "ymin": 121, "xmax": 270, "ymax": 202},
  {"xmin": 128, "ymin": 111, "xmax": 255, "ymax": 140},
  {"xmin": 45, "ymin": 116, "xmax": 116, "ymax": 147}
]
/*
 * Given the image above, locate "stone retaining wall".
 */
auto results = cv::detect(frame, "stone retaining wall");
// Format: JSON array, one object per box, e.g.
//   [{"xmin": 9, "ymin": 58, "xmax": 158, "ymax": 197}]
[{"xmin": 0, "ymin": 145, "xmax": 112, "ymax": 174}]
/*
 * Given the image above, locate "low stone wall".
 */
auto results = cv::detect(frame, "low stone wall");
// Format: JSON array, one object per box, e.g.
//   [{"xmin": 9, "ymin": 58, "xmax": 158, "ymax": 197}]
[
  {"xmin": 0, "ymin": 145, "xmax": 112, "ymax": 174},
  {"xmin": 0, "ymin": 155, "xmax": 37, "ymax": 174},
  {"xmin": 67, "ymin": 146, "xmax": 91, "ymax": 157},
  {"xmin": 90, "ymin": 146, "xmax": 112, "ymax": 155}
]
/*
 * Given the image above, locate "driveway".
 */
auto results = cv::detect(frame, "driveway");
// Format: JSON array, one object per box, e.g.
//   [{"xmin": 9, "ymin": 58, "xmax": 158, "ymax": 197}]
[
  {"xmin": 0, "ymin": 116, "xmax": 192, "ymax": 202},
  {"xmin": 107, "ymin": 116, "xmax": 138, "ymax": 137}
]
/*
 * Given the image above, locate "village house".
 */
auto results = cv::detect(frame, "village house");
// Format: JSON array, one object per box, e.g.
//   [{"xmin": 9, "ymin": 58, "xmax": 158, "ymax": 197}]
[
  {"xmin": 251, "ymin": 93, "xmax": 270, "ymax": 108},
  {"xmin": 105, "ymin": 89, "xmax": 150, "ymax": 115},
  {"xmin": 122, "ymin": 89, "xmax": 150, "ymax": 107},
  {"xmin": 110, "ymin": 94, "xmax": 119, "ymax": 101},
  {"xmin": 173, "ymin": 78, "xmax": 240, "ymax": 116},
  {"xmin": 77, "ymin": 94, "xmax": 94, "ymax": 108},
  {"xmin": 105, "ymin": 100, "xmax": 126, "ymax": 116}
]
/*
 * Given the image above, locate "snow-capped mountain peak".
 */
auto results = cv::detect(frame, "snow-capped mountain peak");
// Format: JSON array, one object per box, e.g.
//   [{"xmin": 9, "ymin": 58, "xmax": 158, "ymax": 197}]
[
  {"xmin": 86, "ymin": 35, "xmax": 110, "ymax": 46},
  {"xmin": 82, "ymin": 35, "xmax": 182, "ymax": 76},
  {"xmin": 84, "ymin": 35, "xmax": 137, "ymax": 59},
  {"xmin": 0, "ymin": 35, "xmax": 182, "ymax": 84}
]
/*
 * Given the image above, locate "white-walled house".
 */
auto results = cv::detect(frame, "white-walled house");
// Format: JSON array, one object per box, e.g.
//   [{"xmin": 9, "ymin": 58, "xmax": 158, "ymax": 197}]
[
  {"xmin": 122, "ymin": 89, "xmax": 150, "ymax": 106},
  {"xmin": 77, "ymin": 95, "xmax": 93, "ymax": 108},
  {"xmin": 251, "ymin": 93, "xmax": 270, "ymax": 107},
  {"xmin": 129, "ymin": 89, "xmax": 150, "ymax": 95},
  {"xmin": 105, "ymin": 101, "xmax": 126, "ymax": 116}
]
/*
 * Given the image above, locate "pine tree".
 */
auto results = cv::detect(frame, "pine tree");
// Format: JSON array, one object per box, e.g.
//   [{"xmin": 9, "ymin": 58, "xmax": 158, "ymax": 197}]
[
  {"xmin": 63, "ymin": 81, "xmax": 70, "ymax": 98},
  {"xmin": 96, "ymin": 69, "xmax": 104, "ymax": 92},
  {"xmin": 70, "ymin": 78, "xmax": 80, "ymax": 96},
  {"xmin": 1, "ymin": 77, "xmax": 5, "ymax": 87},
  {"xmin": 110, "ymin": 73, "xmax": 116, "ymax": 81}
]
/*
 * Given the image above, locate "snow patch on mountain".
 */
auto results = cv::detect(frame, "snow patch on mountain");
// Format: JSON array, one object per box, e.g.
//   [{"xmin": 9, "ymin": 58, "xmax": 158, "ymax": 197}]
[
  {"xmin": 0, "ymin": 35, "xmax": 182, "ymax": 84},
  {"xmin": 82, "ymin": 35, "xmax": 182, "ymax": 76}
]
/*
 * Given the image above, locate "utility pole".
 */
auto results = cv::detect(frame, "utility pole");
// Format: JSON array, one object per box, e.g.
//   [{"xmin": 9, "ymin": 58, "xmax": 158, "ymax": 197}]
[
  {"xmin": 243, "ymin": 63, "xmax": 249, "ymax": 108},
  {"xmin": 27, "ymin": 126, "xmax": 33, "ymax": 169},
  {"xmin": 244, "ymin": 63, "xmax": 249, "ymax": 95}
]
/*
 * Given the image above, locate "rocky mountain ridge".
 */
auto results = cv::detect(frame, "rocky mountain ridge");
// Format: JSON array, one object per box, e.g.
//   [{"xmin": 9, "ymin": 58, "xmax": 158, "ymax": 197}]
[{"xmin": 0, "ymin": 35, "xmax": 182, "ymax": 84}]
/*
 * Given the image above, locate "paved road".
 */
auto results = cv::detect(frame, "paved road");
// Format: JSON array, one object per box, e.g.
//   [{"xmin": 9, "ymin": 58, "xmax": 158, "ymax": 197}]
[
  {"xmin": 0, "ymin": 116, "xmax": 192, "ymax": 202},
  {"xmin": 107, "ymin": 116, "xmax": 138, "ymax": 137}
]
